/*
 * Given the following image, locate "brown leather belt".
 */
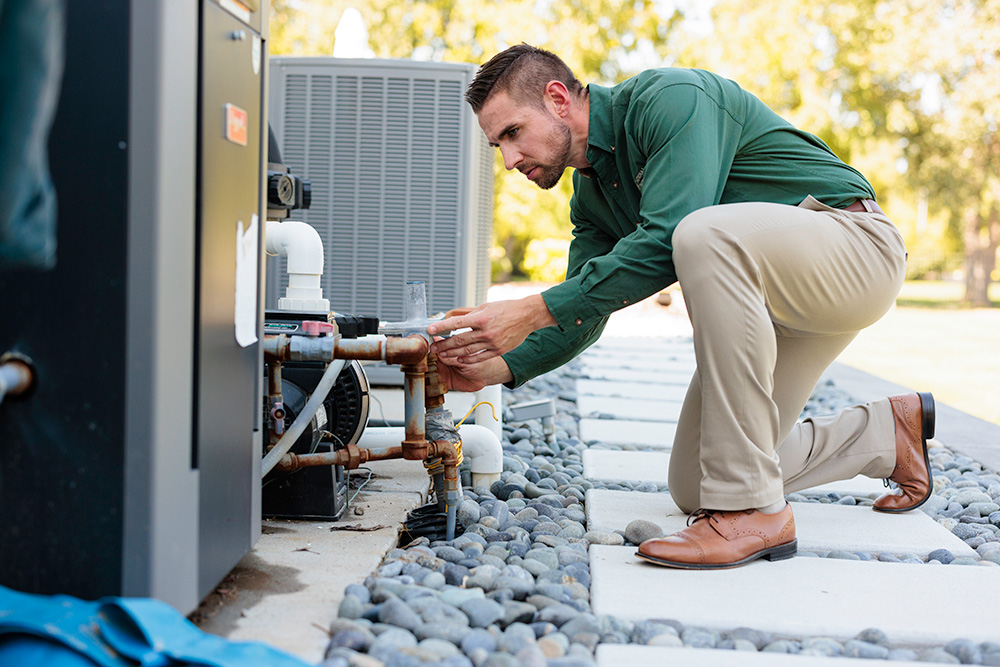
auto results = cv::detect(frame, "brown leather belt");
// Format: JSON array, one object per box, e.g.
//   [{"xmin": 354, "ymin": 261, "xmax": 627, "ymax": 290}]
[{"xmin": 843, "ymin": 198, "xmax": 884, "ymax": 215}]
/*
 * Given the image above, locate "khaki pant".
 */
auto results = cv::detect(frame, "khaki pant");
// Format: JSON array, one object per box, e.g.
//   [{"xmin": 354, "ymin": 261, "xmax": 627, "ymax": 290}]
[{"xmin": 668, "ymin": 196, "xmax": 907, "ymax": 513}]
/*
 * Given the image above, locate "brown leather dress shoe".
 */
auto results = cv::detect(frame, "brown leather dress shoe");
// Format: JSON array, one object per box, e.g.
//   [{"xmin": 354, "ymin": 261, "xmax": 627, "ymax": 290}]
[
  {"xmin": 873, "ymin": 392, "xmax": 935, "ymax": 513},
  {"xmin": 635, "ymin": 504, "xmax": 797, "ymax": 570}
]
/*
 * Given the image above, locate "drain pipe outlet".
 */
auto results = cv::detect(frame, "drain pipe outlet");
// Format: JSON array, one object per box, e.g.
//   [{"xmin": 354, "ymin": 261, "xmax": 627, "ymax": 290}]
[
  {"xmin": 266, "ymin": 220, "xmax": 330, "ymax": 312},
  {"xmin": 357, "ymin": 423, "xmax": 503, "ymax": 488},
  {"xmin": 457, "ymin": 424, "xmax": 503, "ymax": 488}
]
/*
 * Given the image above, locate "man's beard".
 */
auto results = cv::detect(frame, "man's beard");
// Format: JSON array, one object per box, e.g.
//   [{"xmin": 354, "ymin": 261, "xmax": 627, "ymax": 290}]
[{"xmin": 532, "ymin": 120, "xmax": 572, "ymax": 190}]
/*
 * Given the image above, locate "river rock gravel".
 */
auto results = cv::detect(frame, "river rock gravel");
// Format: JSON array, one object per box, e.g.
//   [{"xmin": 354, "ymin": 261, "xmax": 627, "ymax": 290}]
[{"xmin": 322, "ymin": 350, "xmax": 1000, "ymax": 666}]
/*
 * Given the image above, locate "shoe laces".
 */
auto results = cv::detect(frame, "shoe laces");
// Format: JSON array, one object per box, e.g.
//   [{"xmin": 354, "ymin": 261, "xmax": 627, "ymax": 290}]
[
  {"xmin": 687, "ymin": 508, "xmax": 721, "ymax": 526},
  {"xmin": 687, "ymin": 508, "xmax": 759, "ymax": 526}
]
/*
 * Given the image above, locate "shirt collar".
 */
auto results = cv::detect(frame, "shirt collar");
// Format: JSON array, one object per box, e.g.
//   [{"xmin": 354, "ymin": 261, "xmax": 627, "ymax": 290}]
[{"xmin": 585, "ymin": 83, "xmax": 615, "ymax": 157}]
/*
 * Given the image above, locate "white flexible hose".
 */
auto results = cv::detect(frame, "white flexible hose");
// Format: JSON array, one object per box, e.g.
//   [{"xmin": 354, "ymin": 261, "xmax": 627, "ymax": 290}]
[{"xmin": 261, "ymin": 359, "xmax": 346, "ymax": 477}]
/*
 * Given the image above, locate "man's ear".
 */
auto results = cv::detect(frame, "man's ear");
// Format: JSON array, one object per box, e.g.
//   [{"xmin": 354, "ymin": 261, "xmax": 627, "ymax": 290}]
[{"xmin": 543, "ymin": 80, "xmax": 573, "ymax": 117}]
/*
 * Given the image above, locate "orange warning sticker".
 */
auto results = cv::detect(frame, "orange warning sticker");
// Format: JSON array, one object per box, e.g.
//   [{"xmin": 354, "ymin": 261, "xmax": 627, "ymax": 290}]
[{"xmin": 224, "ymin": 103, "xmax": 248, "ymax": 146}]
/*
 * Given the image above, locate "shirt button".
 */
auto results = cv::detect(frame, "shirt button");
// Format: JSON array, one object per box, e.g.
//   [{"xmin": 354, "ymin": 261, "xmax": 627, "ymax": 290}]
[
  {"xmin": 574, "ymin": 318, "xmax": 583, "ymax": 326},
  {"xmin": 610, "ymin": 146, "xmax": 616, "ymax": 152},
  {"xmin": 612, "ymin": 182, "xmax": 619, "ymax": 189},
  {"xmin": 622, "ymin": 299, "xmax": 629, "ymax": 305}
]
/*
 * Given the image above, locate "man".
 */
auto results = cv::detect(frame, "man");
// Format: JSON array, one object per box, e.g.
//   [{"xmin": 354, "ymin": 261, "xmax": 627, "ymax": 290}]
[{"xmin": 426, "ymin": 44, "xmax": 934, "ymax": 570}]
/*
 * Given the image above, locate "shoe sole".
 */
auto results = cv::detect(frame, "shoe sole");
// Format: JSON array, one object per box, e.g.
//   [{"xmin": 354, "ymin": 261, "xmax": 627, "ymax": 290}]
[
  {"xmin": 874, "ymin": 391, "xmax": 935, "ymax": 514},
  {"xmin": 635, "ymin": 539, "xmax": 798, "ymax": 570}
]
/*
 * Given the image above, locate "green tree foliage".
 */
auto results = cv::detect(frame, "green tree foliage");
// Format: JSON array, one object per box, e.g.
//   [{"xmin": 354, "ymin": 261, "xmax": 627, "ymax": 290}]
[
  {"xmin": 270, "ymin": 0, "xmax": 682, "ymax": 282},
  {"xmin": 270, "ymin": 0, "xmax": 999, "ymax": 301}
]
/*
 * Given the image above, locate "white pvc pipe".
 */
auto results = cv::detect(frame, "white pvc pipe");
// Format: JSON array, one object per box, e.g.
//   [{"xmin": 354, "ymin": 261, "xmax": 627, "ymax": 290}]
[
  {"xmin": 473, "ymin": 383, "xmax": 503, "ymax": 440},
  {"xmin": 357, "ymin": 423, "xmax": 503, "ymax": 488},
  {"xmin": 261, "ymin": 359, "xmax": 346, "ymax": 477},
  {"xmin": 266, "ymin": 220, "xmax": 324, "ymax": 274},
  {"xmin": 266, "ymin": 220, "xmax": 329, "ymax": 312}
]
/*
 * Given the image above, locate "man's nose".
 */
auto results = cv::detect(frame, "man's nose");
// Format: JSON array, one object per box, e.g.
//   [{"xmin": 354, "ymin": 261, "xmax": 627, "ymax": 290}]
[{"xmin": 500, "ymin": 146, "xmax": 521, "ymax": 171}]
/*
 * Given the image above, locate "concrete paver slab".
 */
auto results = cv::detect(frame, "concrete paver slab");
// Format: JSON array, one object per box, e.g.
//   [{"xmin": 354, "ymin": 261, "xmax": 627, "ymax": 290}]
[
  {"xmin": 578, "ymin": 395, "xmax": 682, "ymax": 422},
  {"xmin": 586, "ymin": 489, "xmax": 976, "ymax": 557},
  {"xmin": 576, "ymin": 379, "xmax": 689, "ymax": 401},
  {"xmin": 579, "ymin": 419, "xmax": 676, "ymax": 448},
  {"xmin": 582, "ymin": 450, "xmax": 888, "ymax": 497},
  {"xmin": 596, "ymin": 644, "xmax": 928, "ymax": 666},
  {"xmin": 583, "ymin": 356, "xmax": 697, "ymax": 373},
  {"xmin": 591, "ymin": 545, "xmax": 1000, "ymax": 645},
  {"xmin": 583, "ymin": 450, "xmax": 670, "ymax": 482},
  {"xmin": 586, "ymin": 340, "xmax": 694, "ymax": 356},
  {"xmin": 580, "ymin": 367, "xmax": 694, "ymax": 385}
]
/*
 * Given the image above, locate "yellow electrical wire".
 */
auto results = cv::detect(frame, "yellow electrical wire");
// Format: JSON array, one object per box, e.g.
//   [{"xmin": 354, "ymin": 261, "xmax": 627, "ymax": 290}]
[{"xmin": 457, "ymin": 401, "xmax": 497, "ymax": 427}]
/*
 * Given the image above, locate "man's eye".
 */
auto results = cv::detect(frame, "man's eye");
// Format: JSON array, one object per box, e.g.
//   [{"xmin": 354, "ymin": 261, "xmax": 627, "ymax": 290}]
[{"xmin": 509, "ymin": 128, "xmax": 519, "ymax": 138}]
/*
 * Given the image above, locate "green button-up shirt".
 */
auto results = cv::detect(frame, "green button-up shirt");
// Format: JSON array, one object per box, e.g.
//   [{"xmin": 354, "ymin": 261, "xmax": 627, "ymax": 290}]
[{"xmin": 502, "ymin": 68, "xmax": 876, "ymax": 387}]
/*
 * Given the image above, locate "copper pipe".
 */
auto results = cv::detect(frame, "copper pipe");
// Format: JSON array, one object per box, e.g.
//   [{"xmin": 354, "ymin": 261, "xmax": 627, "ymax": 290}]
[
  {"xmin": 274, "ymin": 443, "xmax": 405, "ymax": 471},
  {"xmin": 263, "ymin": 333, "xmax": 429, "ymax": 365},
  {"xmin": 424, "ymin": 353, "xmax": 447, "ymax": 411},
  {"xmin": 401, "ymin": 358, "xmax": 428, "ymax": 460}
]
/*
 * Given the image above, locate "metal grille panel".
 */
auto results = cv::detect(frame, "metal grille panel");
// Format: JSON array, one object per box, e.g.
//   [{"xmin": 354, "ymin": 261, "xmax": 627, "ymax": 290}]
[{"xmin": 268, "ymin": 58, "xmax": 492, "ymax": 320}]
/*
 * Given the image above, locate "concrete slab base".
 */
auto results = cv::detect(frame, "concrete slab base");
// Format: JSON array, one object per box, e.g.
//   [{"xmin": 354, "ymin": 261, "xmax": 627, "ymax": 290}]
[
  {"xmin": 576, "ymin": 379, "xmax": 689, "ymax": 399},
  {"xmin": 585, "ymin": 489, "xmax": 976, "ymax": 557},
  {"xmin": 582, "ymin": 355, "xmax": 697, "ymax": 373},
  {"xmin": 579, "ymin": 419, "xmax": 677, "ymax": 448},
  {"xmin": 194, "ymin": 456, "xmax": 432, "ymax": 662},
  {"xmin": 583, "ymin": 449, "xmax": 671, "ymax": 482},
  {"xmin": 580, "ymin": 367, "xmax": 694, "ymax": 385},
  {"xmin": 582, "ymin": 449, "xmax": 888, "ymax": 497},
  {"xmin": 590, "ymin": 545, "xmax": 1000, "ymax": 645},
  {"xmin": 578, "ymin": 395, "xmax": 682, "ymax": 422},
  {"xmin": 596, "ymin": 644, "xmax": 927, "ymax": 667}
]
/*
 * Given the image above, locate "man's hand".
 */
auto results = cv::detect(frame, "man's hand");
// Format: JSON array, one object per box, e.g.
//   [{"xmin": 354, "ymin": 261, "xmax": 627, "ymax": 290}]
[
  {"xmin": 427, "ymin": 294, "xmax": 556, "ymax": 364},
  {"xmin": 433, "ymin": 355, "xmax": 514, "ymax": 392}
]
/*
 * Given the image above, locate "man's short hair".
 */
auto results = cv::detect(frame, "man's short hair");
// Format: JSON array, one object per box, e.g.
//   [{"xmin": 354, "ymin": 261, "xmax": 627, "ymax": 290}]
[{"xmin": 465, "ymin": 44, "xmax": 583, "ymax": 114}]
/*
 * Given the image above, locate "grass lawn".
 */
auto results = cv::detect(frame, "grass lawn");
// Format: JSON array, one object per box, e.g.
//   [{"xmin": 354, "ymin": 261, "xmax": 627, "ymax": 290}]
[{"xmin": 836, "ymin": 281, "xmax": 1000, "ymax": 426}]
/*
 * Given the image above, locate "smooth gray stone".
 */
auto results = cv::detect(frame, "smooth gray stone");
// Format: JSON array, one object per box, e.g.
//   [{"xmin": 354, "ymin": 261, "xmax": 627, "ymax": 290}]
[
  {"xmin": 583, "ymin": 530, "xmax": 624, "ymax": 546},
  {"xmin": 730, "ymin": 627, "xmax": 770, "ymax": 649},
  {"xmin": 413, "ymin": 621, "xmax": 471, "ymax": 644},
  {"xmin": 917, "ymin": 647, "xmax": 961, "ymax": 663},
  {"xmin": 460, "ymin": 627, "xmax": 497, "ymax": 654},
  {"xmin": 855, "ymin": 627, "xmax": 890, "ymax": 648},
  {"xmin": 536, "ymin": 603, "xmax": 580, "ymax": 627},
  {"xmin": 682, "ymin": 627, "xmax": 720, "ymax": 649},
  {"xmin": 802, "ymin": 637, "xmax": 843, "ymax": 656},
  {"xmin": 368, "ymin": 627, "xmax": 418, "ymax": 660},
  {"xmin": 466, "ymin": 564, "xmax": 501, "ymax": 591},
  {"xmin": 377, "ymin": 597, "xmax": 421, "ymax": 631},
  {"xmin": 422, "ymin": 571, "xmax": 445, "ymax": 590},
  {"xmin": 482, "ymin": 652, "xmax": 520, "ymax": 667},
  {"xmin": 497, "ymin": 622, "xmax": 538, "ymax": 654},
  {"xmin": 945, "ymin": 638, "xmax": 983, "ymax": 664},
  {"xmin": 337, "ymin": 594, "xmax": 364, "ymax": 620},
  {"xmin": 928, "ymin": 548, "xmax": 956, "ymax": 564},
  {"xmin": 439, "ymin": 586, "xmax": 484, "ymax": 607},
  {"xmin": 458, "ymin": 499, "xmax": 481, "ymax": 528},
  {"xmin": 763, "ymin": 639, "xmax": 801, "ymax": 653},
  {"xmin": 461, "ymin": 597, "xmax": 505, "ymax": 628},
  {"xmin": 500, "ymin": 600, "xmax": 537, "ymax": 628},
  {"xmin": 328, "ymin": 629, "xmax": 372, "ymax": 652},
  {"xmin": 624, "ymin": 519, "xmax": 665, "ymax": 544},
  {"xmin": 525, "ymin": 548, "xmax": 559, "ymax": 570},
  {"xmin": 444, "ymin": 563, "xmax": 472, "ymax": 587},
  {"xmin": 843, "ymin": 640, "xmax": 890, "ymax": 659}
]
